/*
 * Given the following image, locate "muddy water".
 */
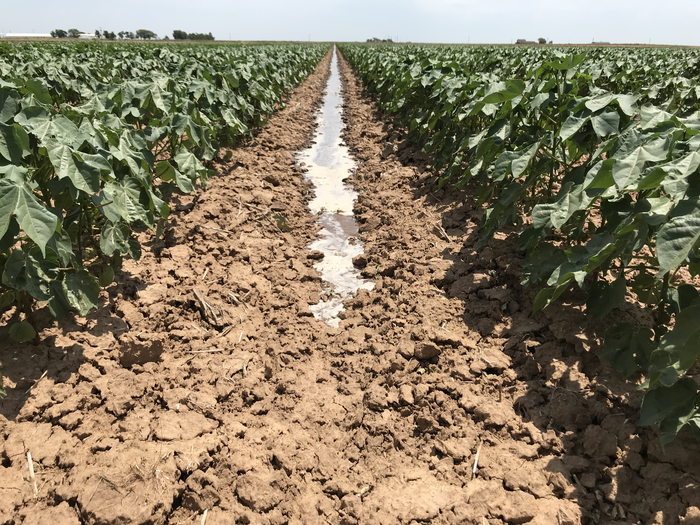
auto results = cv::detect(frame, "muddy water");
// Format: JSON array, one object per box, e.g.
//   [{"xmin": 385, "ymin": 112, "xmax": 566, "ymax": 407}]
[{"xmin": 300, "ymin": 48, "xmax": 373, "ymax": 328}]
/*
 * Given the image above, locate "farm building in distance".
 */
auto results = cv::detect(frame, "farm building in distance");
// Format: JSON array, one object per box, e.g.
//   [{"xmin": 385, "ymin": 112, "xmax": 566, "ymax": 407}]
[
  {"xmin": 1, "ymin": 33, "xmax": 53, "ymax": 39},
  {"xmin": 516, "ymin": 39, "xmax": 538, "ymax": 45}
]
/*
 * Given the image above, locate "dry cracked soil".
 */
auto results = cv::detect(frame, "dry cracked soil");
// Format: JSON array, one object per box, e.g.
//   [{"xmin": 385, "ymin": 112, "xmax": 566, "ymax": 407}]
[{"xmin": 0, "ymin": 49, "xmax": 699, "ymax": 525}]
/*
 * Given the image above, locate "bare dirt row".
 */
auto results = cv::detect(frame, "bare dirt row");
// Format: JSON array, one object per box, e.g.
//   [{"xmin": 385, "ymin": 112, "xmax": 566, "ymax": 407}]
[{"xmin": 0, "ymin": 48, "xmax": 698, "ymax": 525}]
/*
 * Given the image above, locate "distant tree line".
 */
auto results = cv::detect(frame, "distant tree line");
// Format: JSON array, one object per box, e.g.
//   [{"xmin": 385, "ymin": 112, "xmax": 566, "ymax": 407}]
[
  {"xmin": 50, "ymin": 29, "xmax": 214, "ymax": 41},
  {"xmin": 173, "ymin": 30, "xmax": 215, "ymax": 41},
  {"xmin": 366, "ymin": 37, "xmax": 393, "ymax": 43}
]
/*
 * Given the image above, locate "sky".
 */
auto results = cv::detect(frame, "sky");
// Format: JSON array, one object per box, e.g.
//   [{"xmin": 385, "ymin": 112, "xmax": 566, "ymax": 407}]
[{"xmin": 1, "ymin": 0, "xmax": 699, "ymax": 47}]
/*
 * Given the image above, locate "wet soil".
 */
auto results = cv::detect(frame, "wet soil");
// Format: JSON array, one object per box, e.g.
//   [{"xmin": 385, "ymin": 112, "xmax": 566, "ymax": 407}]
[
  {"xmin": 0, "ymin": 48, "xmax": 699, "ymax": 525},
  {"xmin": 300, "ymin": 48, "xmax": 373, "ymax": 328}
]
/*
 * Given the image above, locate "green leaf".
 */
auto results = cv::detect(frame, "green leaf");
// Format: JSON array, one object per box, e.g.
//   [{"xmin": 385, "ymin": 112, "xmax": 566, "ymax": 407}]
[
  {"xmin": 602, "ymin": 323, "xmax": 655, "ymax": 378},
  {"xmin": 615, "ymin": 94, "xmax": 639, "ymax": 117},
  {"xmin": 101, "ymin": 180, "xmax": 152, "ymax": 226},
  {"xmin": 637, "ymin": 167, "xmax": 667, "ymax": 191},
  {"xmin": 640, "ymin": 103, "xmax": 674, "ymax": 130},
  {"xmin": 533, "ymin": 286, "xmax": 556, "ymax": 313},
  {"xmin": 99, "ymin": 265, "xmax": 115, "ymax": 287},
  {"xmin": 612, "ymin": 137, "xmax": 670, "ymax": 190},
  {"xmin": 584, "ymin": 158, "xmax": 615, "ymax": 190},
  {"xmin": 0, "ymin": 88, "xmax": 19, "ymax": 123},
  {"xmin": 0, "ymin": 216, "xmax": 19, "ymax": 251},
  {"xmin": 631, "ymin": 271, "xmax": 664, "ymax": 305},
  {"xmin": 0, "ymin": 164, "xmax": 29, "ymax": 184},
  {"xmin": 156, "ymin": 160, "xmax": 192, "ymax": 193},
  {"xmin": 48, "ymin": 143, "xmax": 102, "ymax": 194},
  {"xmin": 9, "ymin": 321, "xmax": 36, "ymax": 343},
  {"xmin": 0, "ymin": 291, "xmax": 17, "ymax": 309},
  {"xmin": 512, "ymin": 143, "xmax": 539, "ymax": 177},
  {"xmin": 533, "ymin": 274, "xmax": 574, "ymax": 312},
  {"xmin": 47, "ymin": 280, "xmax": 72, "ymax": 321},
  {"xmin": 0, "ymin": 179, "xmax": 19, "ymax": 240},
  {"xmin": 47, "ymin": 230, "xmax": 74, "ymax": 267},
  {"xmin": 24, "ymin": 79, "xmax": 52, "ymax": 105},
  {"xmin": 591, "ymin": 110, "xmax": 620, "ymax": 138},
  {"xmin": 174, "ymin": 149, "xmax": 205, "ymax": 183},
  {"xmin": 550, "ymin": 183, "xmax": 596, "ymax": 229},
  {"xmin": 560, "ymin": 113, "xmax": 589, "ymax": 141},
  {"xmin": 546, "ymin": 53, "xmax": 585, "ymax": 71},
  {"xmin": 639, "ymin": 377, "xmax": 697, "ymax": 427},
  {"xmin": 1, "ymin": 247, "xmax": 54, "ymax": 301},
  {"xmin": 481, "ymin": 80, "xmax": 525, "ymax": 104},
  {"xmin": 660, "ymin": 151, "xmax": 700, "ymax": 199},
  {"xmin": 15, "ymin": 107, "xmax": 83, "ymax": 146},
  {"xmin": 585, "ymin": 93, "xmax": 614, "ymax": 113},
  {"xmin": 0, "ymin": 180, "xmax": 58, "ymax": 256},
  {"xmin": 100, "ymin": 220, "xmax": 130, "ymax": 256},
  {"xmin": 650, "ymin": 304, "xmax": 700, "ymax": 386},
  {"xmin": 587, "ymin": 276, "xmax": 626, "ymax": 317},
  {"xmin": 63, "ymin": 270, "xmax": 100, "ymax": 316},
  {"xmin": 656, "ymin": 200, "xmax": 700, "ymax": 278},
  {"xmin": 224, "ymin": 73, "xmax": 240, "ymax": 89},
  {"xmin": 659, "ymin": 403, "xmax": 700, "ymax": 447},
  {"xmin": 0, "ymin": 122, "xmax": 30, "ymax": 164},
  {"xmin": 127, "ymin": 238, "xmax": 142, "ymax": 261},
  {"xmin": 664, "ymin": 284, "xmax": 700, "ymax": 315},
  {"xmin": 15, "ymin": 183, "xmax": 58, "ymax": 256}
]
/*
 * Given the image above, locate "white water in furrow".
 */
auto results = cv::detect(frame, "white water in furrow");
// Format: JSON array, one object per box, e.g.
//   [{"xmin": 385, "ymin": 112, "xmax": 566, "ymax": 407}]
[{"xmin": 299, "ymin": 47, "xmax": 373, "ymax": 328}]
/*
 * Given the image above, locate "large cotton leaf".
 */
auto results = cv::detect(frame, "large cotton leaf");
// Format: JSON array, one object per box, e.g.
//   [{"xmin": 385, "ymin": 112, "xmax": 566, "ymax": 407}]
[
  {"xmin": 591, "ymin": 110, "xmax": 620, "ymax": 138},
  {"xmin": 559, "ymin": 113, "xmax": 590, "ymax": 141},
  {"xmin": 649, "ymin": 304, "xmax": 700, "ymax": 386},
  {"xmin": 156, "ymin": 160, "xmax": 192, "ymax": 193},
  {"xmin": 585, "ymin": 93, "xmax": 615, "ymax": 113},
  {"xmin": 63, "ymin": 269, "xmax": 100, "ymax": 316},
  {"xmin": 587, "ymin": 277, "xmax": 627, "ymax": 318},
  {"xmin": 100, "ymin": 220, "xmax": 131, "ymax": 256},
  {"xmin": 612, "ymin": 136, "xmax": 670, "ymax": 190},
  {"xmin": 481, "ymin": 80, "xmax": 525, "ymax": 104},
  {"xmin": 602, "ymin": 323, "xmax": 655, "ymax": 378},
  {"xmin": 656, "ymin": 199, "xmax": 700, "ymax": 277},
  {"xmin": 0, "ymin": 122, "xmax": 30, "ymax": 164},
  {"xmin": 0, "ymin": 179, "xmax": 57, "ymax": 255},
  {"xmin": 47, "ymin": 143, "xmax": 103, "ymax": 194},
  {"xmin": 15, "ymin": 107, "xmax": 84, "ymax": 146},
  {"xmin": 640, "ymin": 378, "xmax": 699, "ymax": 446},
  {"xmin": 0, "ymin": 88, "xmax": 19, "ymax": 123},
  {"xmin": 24, "ymin": 78, "xmax": 52, "ymax": 105},
  {"xmin": 1, "ymin": 247, "xmax": 55, "ymax": 301},
  {"xmin": 660, "ymin": 151, "xmax": 700, "ymax": 199}
]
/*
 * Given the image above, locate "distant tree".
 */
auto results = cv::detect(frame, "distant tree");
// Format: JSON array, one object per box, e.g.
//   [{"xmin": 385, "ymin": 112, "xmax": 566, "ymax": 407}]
[
  {"xmin": 117, "ymin": 31, "xmax": 125, "ymax": 39},
  {"xmin": 95, "ymin": 29, "xmax": 101, "ymax": 39},
  {"xmin": 51, "ymin": 29, "xmax": 68, "ymax": 38},
  {"xmin": 125, "ymin": 31, "xmax": 135, "ymax": 39},
  {"xmin": 188, "ymin": 32, "xmax": 215, "ymax": 41},
  {"xmin": 173, "ymin": 29, "xmax": 188, "ymax": 40},
  {"xmin": 104, "ymin": 31, "xmax": 116, "ymax": 40},
  {"xmin": 538, "ymin": 37, "xmax": 546, "ymax": 44},
  {"xmin": 163, "ymin": 35, "xmax": 170, "ymax": 40},
  {"xmin": 135, "ymin": 29, "xmax": 157, "ymax": 40},
  {"xmin": 366, "ymin": 37, "xmax": 393, "ymax": 43},
  {"xmin": 67, "ymin": 28, "xmax": 81, "ymax": 38}
]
